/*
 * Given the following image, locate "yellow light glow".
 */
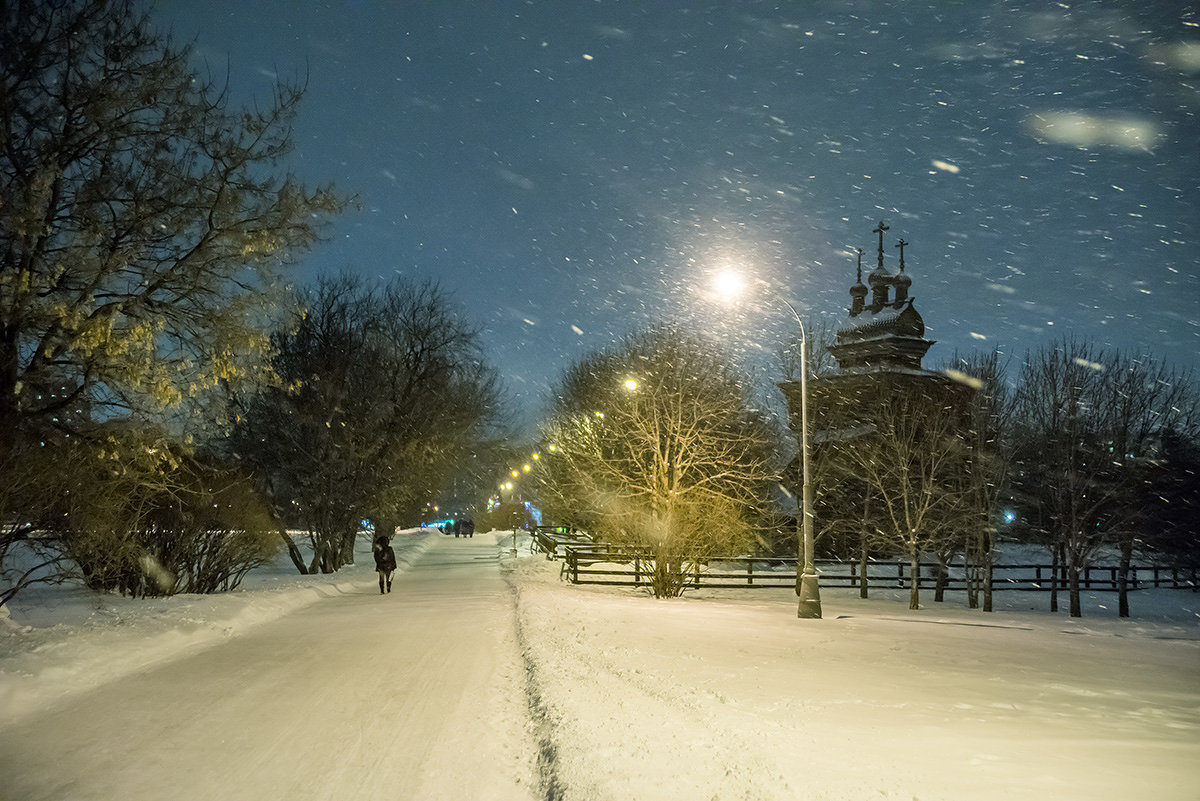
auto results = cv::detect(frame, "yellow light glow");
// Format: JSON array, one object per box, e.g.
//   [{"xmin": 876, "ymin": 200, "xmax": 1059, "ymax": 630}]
[
  {"xmin": 522, "ymin": 464, "xmax": 531, "ymax": 472},
  {"xmin": 714, "ymin": 269, "xmax": 743, "ymax": 300},
  {"xmin": 511, "ymin": 470, "xmax": 519, "ymax": 477},
  {"xmin": 624, "ymin": 378, "xmax": 638, "ymax": 390}
]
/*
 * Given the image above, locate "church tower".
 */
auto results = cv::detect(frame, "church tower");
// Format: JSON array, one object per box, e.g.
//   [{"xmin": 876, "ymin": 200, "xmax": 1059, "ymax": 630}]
[
  {"xmin": 776, "ymin": 220, "xmax": 974, "ymax": 560},
  {"xmin": 827, "ymin": 221, "xmax": 934, "ymax": 372}
]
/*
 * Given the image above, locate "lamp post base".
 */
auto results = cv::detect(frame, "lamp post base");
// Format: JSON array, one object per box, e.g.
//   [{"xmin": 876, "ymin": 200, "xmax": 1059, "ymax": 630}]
[{"xmin": 797, "ymin": 572, "xmax": 822, "ymax": 619}]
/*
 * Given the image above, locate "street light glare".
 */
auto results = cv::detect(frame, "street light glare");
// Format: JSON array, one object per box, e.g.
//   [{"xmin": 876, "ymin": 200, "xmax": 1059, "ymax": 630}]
[
  {"xmin": 714, "ymin": 270, "xmax": 743, "ymax": 300},
  {"xmin": 624, "ymin": 378, "xmax": 638, "ymax": 391}
]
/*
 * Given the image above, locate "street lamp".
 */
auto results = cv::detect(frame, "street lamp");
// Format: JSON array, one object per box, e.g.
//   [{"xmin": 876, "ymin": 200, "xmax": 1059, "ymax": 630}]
[
  {"xmin": 784, "ymin": 302, "xmax": 822, "ymax": 620},
  {"xmin": 715, "ymin": 272, "xmax": 821, "ymax": 619}
]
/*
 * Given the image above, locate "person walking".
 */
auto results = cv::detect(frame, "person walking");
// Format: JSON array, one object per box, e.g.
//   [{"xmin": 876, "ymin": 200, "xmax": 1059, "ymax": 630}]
[{"xmin": 373, "ymin": 533, "xmax": 397, "ymax": 594}]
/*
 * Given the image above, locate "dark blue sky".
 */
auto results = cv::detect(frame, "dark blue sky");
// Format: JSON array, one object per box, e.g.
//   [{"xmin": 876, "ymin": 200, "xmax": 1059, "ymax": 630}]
[{"xmin": 156, "ymin": 1, "xmax": 1200, "ymax": 424}]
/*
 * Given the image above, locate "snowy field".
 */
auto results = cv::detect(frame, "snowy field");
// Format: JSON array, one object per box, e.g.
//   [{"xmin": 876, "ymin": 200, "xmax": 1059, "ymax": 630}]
[{"xmin": 2, "ymin": 531, "xmax": 1199, "ymax": 800}]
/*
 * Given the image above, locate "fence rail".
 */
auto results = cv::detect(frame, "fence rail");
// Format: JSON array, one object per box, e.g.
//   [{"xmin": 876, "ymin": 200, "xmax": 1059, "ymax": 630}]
[{"xmin": 559, "ymin": 546, "xmax": 1200, "ymax": 592}]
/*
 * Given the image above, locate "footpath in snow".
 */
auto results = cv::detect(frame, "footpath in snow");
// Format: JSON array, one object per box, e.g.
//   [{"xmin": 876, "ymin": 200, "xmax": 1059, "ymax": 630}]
[
  {"xmin": 3, "ymin": 530, "xmax": 1199, "ymax": 801},
  {"xmin": 1, "ymin": 531, "xmax": 538, "ymax": 801}
]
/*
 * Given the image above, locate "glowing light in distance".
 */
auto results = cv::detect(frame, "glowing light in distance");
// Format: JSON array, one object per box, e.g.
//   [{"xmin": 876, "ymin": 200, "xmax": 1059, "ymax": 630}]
[
  {"xmin": 714, "ymin": 270, "xmax": 743, "ymax": 300},
  {"xmin": 624, "ymin": 378, "xmax": 638, "ymax": 390}
]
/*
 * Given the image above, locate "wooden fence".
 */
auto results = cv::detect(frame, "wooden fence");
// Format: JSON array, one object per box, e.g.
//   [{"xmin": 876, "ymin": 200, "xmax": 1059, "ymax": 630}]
[{"xmin": 556, "ymin": 545, "xmax": 1199, "ymax": 592}]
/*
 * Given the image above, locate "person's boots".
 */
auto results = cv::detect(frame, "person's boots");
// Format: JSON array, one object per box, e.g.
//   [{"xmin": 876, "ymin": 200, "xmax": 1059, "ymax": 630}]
[
  {"xmin": 386, "ymin": 580, "xmax": 392, "ymax": 592},
  {"xmin": 379, "ymin": 578, "xmax": 385, "ymax": 594}
]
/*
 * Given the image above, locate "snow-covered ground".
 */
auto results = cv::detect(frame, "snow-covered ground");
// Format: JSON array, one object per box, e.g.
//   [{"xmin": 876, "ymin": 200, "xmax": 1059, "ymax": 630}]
[{"xmin": 3, "ymin": 531, "xmax": 1199, "ymax": 800}]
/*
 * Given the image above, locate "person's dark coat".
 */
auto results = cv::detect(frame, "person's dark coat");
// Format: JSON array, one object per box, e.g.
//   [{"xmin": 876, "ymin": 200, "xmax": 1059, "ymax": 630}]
[{"xmin": 373, "ymin": 536, "xmax": 397, "ymax": 572}]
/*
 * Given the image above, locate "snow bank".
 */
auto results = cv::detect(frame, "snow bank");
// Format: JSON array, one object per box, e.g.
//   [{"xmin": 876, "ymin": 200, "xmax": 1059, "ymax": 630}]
[
  {"xmin": 0, "ymin": 529, "xmax": 438, "ymax": 726},
  {"xmin": 505, "ymin": 552, "xmax": 1200, "ymax": 801}
]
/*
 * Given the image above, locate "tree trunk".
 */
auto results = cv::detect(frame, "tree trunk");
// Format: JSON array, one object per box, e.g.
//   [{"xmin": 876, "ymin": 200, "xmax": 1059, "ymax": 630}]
[
  {"xmin": 908, "ymin": 549, "xmax": 921, "ymax": 610},
  {"xmin": 276, "ymin": 528, "xmax": 309, "ymax": 574},
  {"xmin": 934, "ymin": 553, "xmax": 949, "ymax": 603},
  {"xmin": 338, "ymin": 527, "xmax": 356, "ymax": 567},
  {"xmin": 858, "ymin": 536, "xmax": 869, "ymax": 599},
  {"xmin": 1118, "ymin": 534, "xmax": 1133, "ymax": 618},
  {"xmin": 1068, "ymin": 548, "xmax": 1083, "ymax": 618},
  {"xmin": 982, "ymin": 530, "xmax": 994, "ymax": 613},
  {"xmin": 965, "ymin": 536, "xmax": 979, "ymax": 609},
  {"xmin": 859, "ymin": 494, "xmax": 870, "ymax": 599},
  {"xmin": 1050, "ymin": 542, "xmax": 1060, "ymax": 613},
  {"xmin": 0, "ymin": 329, "xmax": 17, "ymax": 472}
]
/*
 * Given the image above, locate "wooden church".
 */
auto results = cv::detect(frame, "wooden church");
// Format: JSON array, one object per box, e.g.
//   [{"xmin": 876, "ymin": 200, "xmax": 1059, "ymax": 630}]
[{"xmin": 777, "ymin": 221, "xmax": 975, "ymax": 558}]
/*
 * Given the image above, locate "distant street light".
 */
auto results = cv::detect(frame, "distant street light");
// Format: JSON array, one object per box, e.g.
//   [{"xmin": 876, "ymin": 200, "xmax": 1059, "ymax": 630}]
[{"xmin": 714, "ymin": 272, "xmax": 822, "ymax": 619}]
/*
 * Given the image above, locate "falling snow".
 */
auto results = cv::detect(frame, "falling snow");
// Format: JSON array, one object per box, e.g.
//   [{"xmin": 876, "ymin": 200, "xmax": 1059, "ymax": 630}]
[{"xmin": 151, "ymin": 1, "xmax": 1199, "ymax": 425}]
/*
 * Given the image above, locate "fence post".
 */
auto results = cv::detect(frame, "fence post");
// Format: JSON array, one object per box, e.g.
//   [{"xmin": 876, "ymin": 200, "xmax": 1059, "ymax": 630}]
[
  {"xmin": 898, "ymin": 561, "xmax": 905, "ymax": 589},
  {"xmin": 748, "ymin": 560, "xmax": 753, "ymax": 586}
]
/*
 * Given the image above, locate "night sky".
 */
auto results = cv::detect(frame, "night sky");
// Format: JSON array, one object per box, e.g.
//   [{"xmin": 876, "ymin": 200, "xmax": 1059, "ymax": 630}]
[{"xmin": 155, "ymin": 1, "xmax": 1200, "ymax": 427}]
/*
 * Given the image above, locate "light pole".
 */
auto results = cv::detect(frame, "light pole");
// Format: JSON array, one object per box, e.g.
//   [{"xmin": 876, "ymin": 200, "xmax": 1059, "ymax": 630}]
[
  {"xmin": 715, "ymin": 270, "xmax": 820, "ymax": 619},
  {"xmin": 782, "ymin": 302, "xmax": 822, "ymax": 620}
]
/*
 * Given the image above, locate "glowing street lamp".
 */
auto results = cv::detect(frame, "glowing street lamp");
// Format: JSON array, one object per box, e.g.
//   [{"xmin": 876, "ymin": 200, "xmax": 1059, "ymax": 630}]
[
  {"xmin": 715, "ymin": 271, "xmax": 821, "ymax": 619},
  {"xmin": 714, "ymin": 269, "xmax": 743, "ymax": 300},
  {"xmin": 624, "ymin": 378, "xmax": 638, "ymax": 391}
]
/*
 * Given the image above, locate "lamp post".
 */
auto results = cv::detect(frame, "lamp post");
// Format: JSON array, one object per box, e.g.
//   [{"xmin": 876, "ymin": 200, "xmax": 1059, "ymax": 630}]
[
  {"xmin": 715, "ymin": 270, "xmax": 820, "ymax": 619},
  {"xmin": 783, "ymin": 302, "xmax": 822, "ymax": 620}
]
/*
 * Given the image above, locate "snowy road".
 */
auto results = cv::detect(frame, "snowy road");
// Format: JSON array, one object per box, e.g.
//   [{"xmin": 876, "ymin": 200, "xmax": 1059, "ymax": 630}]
[
  {"xmin": 5, "ymin": 534, "xmax": 1199, "ymax": 801},
  {"xmin": 0, "ymin": 537, "xmax": 538, "ymax": 801}
]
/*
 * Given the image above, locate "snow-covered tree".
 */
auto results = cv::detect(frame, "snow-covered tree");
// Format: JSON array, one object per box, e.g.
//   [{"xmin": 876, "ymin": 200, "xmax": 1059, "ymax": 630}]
[
  {"xmin": 0, "ymin": 0, "xmax": 341, "ymax": 602},
  {"xmin": 539, "ymin": 327, "xmax": 777, "ymax": 598},
  {"xmin": 834, "ymin": 387, "xmax": 970, "ymax": 610}
]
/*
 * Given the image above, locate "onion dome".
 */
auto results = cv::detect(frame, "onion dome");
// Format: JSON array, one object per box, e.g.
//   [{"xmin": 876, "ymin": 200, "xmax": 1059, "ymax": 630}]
[
  {"xmin": 849, "ymin": 248, "xmax": 869, "ymax": 315},
  {"xmin": 893, "ymin": 238, "xmax": 912, "ymax": 306}
]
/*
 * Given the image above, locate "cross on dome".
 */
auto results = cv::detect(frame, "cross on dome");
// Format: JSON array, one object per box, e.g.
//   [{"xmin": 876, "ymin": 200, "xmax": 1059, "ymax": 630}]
[{"xmin": 873, "ymin": 221, "xmax": 889, "ymax": 270}]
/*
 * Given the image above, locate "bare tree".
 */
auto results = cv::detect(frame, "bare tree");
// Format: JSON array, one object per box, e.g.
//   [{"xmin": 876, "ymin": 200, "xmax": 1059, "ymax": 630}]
[
  {"xmin": 1097, "ymin": 351, "xmax": 1200, "ymax": 617},
  {"xmin": 944, "ymin": 350, "xmax": 1014, "ymax": 612},
  {"xmin": 839, "ymin": 388, "xmax": 970, "ymax": 610},
  {"xmin": 540, "ymin": 328, "xmax": 778, "ymax": 597},
  {"xmin": 228, "ymin": 273, "xmax": 503, "ymax": 573},
  {"xmin": 1013, "ymin": 339, "xmax": 1112, "ymax": 617},
  {"xmin": 1008, "ymin": 339, "xmax": 1198, "ymax": 617}
]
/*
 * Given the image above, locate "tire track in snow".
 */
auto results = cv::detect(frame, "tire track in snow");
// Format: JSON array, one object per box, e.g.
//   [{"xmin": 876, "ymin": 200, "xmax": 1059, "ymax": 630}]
[{"xmin": 507, "ymin": 580, "xmax": 566, "ymax": 801}]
